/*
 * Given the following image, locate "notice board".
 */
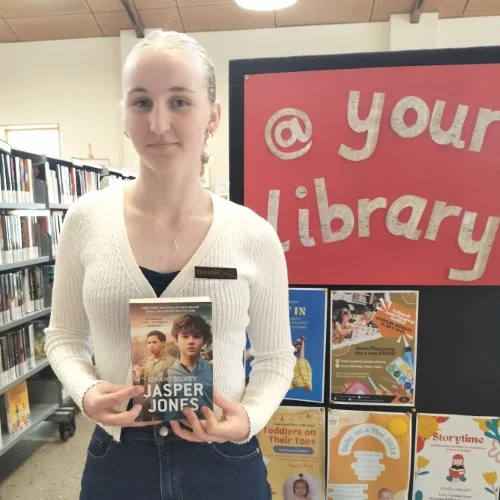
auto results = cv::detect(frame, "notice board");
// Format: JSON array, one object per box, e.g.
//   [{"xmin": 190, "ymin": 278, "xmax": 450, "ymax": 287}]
[{"xmin": 229, "ymin": 46, "xmax": 500, "ymax": 498}]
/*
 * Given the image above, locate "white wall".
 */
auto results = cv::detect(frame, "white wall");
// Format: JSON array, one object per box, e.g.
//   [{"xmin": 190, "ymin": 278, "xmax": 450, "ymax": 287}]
[
  {"xmin": 0, "ymin": 13, "xmax": 499, "ymax": 189},
  {"xmin": 0, "ymin": 37, "xmax": 123, "ymax": 167}
]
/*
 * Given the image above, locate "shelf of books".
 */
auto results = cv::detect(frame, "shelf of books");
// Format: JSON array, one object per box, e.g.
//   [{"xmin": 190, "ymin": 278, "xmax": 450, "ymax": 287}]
[
  {"xmin": 0, "ymin": 358, "xmax": 50, "ymax": 397},
  {"xmin": 0, "ymin": 138, "xmax": 135, "ymax": 456},
  {"xmin": 0, "ymin": 401, "xmax": 60, "ymax": 457}
]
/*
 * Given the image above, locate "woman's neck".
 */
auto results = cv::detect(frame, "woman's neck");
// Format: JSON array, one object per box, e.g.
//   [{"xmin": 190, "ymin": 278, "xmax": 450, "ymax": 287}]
[{"xmin": 134, "ymin": 163, "xmax": 207, "ymax": 222}]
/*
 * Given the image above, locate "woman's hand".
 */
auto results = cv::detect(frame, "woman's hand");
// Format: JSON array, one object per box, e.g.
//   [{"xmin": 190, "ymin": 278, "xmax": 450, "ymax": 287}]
[
  {"xmin": 170, "ymin": 389, "xmax": 250, "ymax": 443},
  {"xmin": 83, "ymin": 382, "xmax": 154, "ymax": 427}
]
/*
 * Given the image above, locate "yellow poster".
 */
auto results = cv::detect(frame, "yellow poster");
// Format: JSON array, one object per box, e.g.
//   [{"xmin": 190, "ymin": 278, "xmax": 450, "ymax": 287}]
[
  {"xmin": 327, "ymin": 409, "xmax": 412, "ymax": 500},
  {"xmin": 258, "ymin": 406, "xmax": 326, "ymax": 500}
]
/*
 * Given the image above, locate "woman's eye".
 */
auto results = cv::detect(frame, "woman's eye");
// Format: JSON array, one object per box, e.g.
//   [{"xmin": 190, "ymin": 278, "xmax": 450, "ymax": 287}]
[
  {"xmin": 134, "ymin": 98, "xmax": 151, "ymax": 109},
  {"xmin": 172, "ymin": 99, "xmax": 189, "ymax": 109}
]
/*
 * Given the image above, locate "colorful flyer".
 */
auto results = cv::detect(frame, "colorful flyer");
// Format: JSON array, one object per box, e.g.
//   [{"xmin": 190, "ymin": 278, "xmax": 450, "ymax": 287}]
[
  {"xmin": 414, "ymin": 413, "xmax": 500, "ymax": 500},
  {"xmin": 327, "ymin": 409, "xmax": 412, "ymax": 500},
  {"xmin": 330, "ymin": 291, "xmax": 419, "ymax": 406},
  {"xmin": 246, "ymin": 287, "xmax": 327, "ymax": 403},
  {"xmin": 258, "ymin": 406, "xmax": 326, "ymax": 500}
]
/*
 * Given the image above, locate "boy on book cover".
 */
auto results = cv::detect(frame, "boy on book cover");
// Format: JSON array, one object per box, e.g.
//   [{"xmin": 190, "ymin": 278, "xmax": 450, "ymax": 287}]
[{"xmin": 160, "ymin": 314, "xmax": 213, "ymax": 419}]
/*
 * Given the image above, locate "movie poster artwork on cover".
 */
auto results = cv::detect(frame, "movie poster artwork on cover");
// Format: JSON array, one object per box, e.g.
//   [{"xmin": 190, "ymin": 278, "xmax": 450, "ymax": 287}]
[
  {"xmin": 327, "ymin": 409, "xmax": 412, "ymax": 500},
  {"xmin": 258, "ymin": 406, "xmax": 326, "ymax": 500},
  {"xmin": 330, "ymin": 291, "xmax": 418, "ymax": 406},
  {"xmin": 129, "ymin": 297, "xmax": 213, "ymax": 422},
  {"xmin": 246, "ymin": 287, "xmax": 327, "ymax": 403},
  {"xmin": 413, "ymin": 413, "xmax": 500, "ymax": 500}
]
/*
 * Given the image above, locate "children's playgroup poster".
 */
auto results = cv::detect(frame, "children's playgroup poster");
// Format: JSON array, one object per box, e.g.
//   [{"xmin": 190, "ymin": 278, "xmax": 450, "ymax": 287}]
[
  {"xmin": 259, "ymin": 406, "xmax": 326, "ymax": 500},
  {"xmin": 413, "ymin": 413, "xmax": 500, "ymax": 499},
  {"xmin": 330, "ymin": 290, "xmax": 418, "ymax": 406},
  {"xmin": 327, "ymin": 409, "xmax": 412, "ymax": 500}
]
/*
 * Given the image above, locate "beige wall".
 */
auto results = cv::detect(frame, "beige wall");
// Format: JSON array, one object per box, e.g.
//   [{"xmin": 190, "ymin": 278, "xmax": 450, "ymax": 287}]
[
  {"xmin": 0, "ymin": 14, "xmax": 499, "ymax": 190},
  {"xmin": 0, "ymin": 37, "xmax": 123, "ymax": 167}
]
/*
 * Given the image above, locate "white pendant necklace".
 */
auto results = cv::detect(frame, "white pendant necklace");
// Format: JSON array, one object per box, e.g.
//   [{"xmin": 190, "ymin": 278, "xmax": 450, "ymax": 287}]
[{"xmin": 135, "ymin": 183, "xmax": 204, "ymax": 251}]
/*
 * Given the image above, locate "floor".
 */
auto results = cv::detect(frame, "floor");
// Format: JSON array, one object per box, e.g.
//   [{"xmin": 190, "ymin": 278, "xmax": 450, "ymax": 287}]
[{"xmin": 0, "ymin": 412, "xmax": 92, "ymax": 500}]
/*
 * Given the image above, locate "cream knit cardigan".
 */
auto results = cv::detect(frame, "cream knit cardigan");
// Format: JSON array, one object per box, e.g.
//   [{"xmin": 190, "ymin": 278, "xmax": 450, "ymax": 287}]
[{"xmin": 45, "ymin": 184, "xmax": 296, "ymax": 443}]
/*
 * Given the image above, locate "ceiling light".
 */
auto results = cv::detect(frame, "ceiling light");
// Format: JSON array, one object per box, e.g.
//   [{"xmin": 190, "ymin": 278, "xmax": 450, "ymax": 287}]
[{"xmin": 235, "ymin": 0, "xmax": 298, "ymax": 12}]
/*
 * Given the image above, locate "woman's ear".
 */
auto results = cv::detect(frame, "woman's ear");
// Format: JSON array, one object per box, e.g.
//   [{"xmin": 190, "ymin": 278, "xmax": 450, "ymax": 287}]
[{"xmin": 209, "ymin": 100, "xmax": 222, "ymax": 133}]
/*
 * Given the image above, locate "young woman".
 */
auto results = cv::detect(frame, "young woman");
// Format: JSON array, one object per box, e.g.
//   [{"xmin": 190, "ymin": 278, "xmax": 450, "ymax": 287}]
[{"xmin": 45, "ymin": 30, "xmax": 295, "ymax": 500}]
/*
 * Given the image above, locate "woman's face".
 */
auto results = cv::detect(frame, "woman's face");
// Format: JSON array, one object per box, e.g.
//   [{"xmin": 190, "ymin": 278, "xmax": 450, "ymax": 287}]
[{"xmin": 122, "ymin": 49, "xmax": 219, "ymax": 174}]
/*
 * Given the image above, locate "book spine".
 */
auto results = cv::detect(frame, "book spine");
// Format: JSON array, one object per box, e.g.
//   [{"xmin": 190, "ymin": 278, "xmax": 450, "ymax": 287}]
[
  {"xmin": 0, "ymin": 275, "xmax": 6, "ymax": 325},
  {"xmin": 16, "ymin": 157, "xmax": 23, "ymax": 204},
  {"xmin": 0, "ymin": 153, "xmax": 6, "ymax": 203},
  {"xmin": 3, "ymin": 215, "xmax": 11, "ymax": 264},
  {"xmin": 9, "ymin": 157, "xmax": 16, "ymax": 204},
  {"xmin": 0, "ymin": 339, "xmax": 3, "ymax": 387},
  {"xmin": 28, "ymin": 324, "xmax": 35, "ymax": 368}
]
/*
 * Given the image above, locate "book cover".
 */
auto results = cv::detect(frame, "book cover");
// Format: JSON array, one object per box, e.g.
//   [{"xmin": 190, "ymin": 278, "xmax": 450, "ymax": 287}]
[
  {"xmin": 1, "ymin": 380, "xmax": 31, "ymax": 434},
  {"xmin": 258, "ymin": 406, "xmax": 326, "ymax": 500},
  {"xmin": 130, "ymin": 297, "xmax": 213, "ymax": 422},
  {"xmin": 413, "ymin": 413, "xmax": 500, "ymax": 500}
]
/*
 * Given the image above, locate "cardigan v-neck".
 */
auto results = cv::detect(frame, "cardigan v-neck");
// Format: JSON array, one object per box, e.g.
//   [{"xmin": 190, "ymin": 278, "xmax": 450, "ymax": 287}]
[{"xmin": 113, "ymin": 185, "xmax": 223, "ymax": 299}]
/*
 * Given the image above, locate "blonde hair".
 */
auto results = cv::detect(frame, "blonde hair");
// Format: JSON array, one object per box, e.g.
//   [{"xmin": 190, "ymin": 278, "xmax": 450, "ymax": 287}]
[{"xmin": 123, "ymin": 30, "xmax": 216, "ymax": 171}]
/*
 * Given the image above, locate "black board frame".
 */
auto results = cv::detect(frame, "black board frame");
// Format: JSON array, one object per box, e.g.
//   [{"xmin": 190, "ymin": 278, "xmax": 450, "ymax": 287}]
[{"xmin": 229, "ymin": 45, "xmax": 500, "ymax": 499}]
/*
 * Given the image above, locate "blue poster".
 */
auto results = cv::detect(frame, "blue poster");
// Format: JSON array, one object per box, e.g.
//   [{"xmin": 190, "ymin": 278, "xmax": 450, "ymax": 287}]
[{"xmin": 245, "ymin": 287, "xmax": 327, "ymax": 403}]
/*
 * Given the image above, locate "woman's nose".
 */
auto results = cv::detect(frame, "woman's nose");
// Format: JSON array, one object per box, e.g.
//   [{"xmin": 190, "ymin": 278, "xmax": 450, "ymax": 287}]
[{"xmin": 149, "ymin": 105, "xmax": 171, "ymax": 135}]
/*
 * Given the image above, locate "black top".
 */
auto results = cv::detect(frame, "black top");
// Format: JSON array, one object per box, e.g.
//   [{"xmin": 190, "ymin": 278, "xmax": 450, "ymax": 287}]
[{"xmin": 140, "ymin": 266, "xmax": 180, "ymax": 297}]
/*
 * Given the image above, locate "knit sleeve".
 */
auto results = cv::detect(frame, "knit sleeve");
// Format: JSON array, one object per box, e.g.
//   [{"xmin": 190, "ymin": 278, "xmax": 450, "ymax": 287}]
[
  {"xmin": 237, "ymin": 219, "xmax": 296, "ymax": 441},
  {"xmin": 44, "ymin": 202, "xmax": 104, "ymax": 417}
]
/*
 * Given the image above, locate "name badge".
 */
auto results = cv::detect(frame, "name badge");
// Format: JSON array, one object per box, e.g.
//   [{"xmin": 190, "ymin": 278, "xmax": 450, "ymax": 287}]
[{"xmin": 195, "ymin": 266, "xmax": 237, "ymax": 280}]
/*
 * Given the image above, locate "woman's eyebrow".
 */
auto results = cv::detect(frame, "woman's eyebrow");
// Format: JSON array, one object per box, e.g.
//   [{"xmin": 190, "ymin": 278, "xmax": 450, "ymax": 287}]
[{"xmin": 127, "ymin": 86, "xmax": 195, "ymax": 95}]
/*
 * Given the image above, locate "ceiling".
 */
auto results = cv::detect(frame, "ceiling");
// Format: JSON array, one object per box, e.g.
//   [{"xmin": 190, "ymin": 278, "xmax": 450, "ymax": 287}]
[{"xmin": 0, "ymin": 0, "xmax": 499, "ymax": 43}]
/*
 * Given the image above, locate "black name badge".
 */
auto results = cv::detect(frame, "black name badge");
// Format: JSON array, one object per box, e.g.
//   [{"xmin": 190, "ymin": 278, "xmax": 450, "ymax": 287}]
[{"xmin": 195, "ymin": 266, "xmax": 237, "ymax": 280}]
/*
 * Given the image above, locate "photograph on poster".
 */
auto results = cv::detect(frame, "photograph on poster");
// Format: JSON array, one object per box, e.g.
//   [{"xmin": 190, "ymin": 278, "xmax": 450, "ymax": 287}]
[
  {"xmin": 258, "ymin": 407, "xmax": 325, "ymax": 500},
  {"xmin": 327, "ymin": 409, "xmax": 412, "ymax": 500},
  {"xmin": 246, "ymin": 288, "xmax": 327, "ymax": 404},
  {"xmin": 330, "ymin": 291, "xmax": 419, "ymax": 406},
  {"xmin": 414, "ymin": 413, "xmax": 500, "ymax": 500}
]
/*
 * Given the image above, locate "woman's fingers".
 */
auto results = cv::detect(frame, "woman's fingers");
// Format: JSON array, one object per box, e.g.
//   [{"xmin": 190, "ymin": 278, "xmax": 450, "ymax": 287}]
[
  {"xmin": 97, "ymin": 385, "xmax": 144, "ymax": 411},
  {"xmin": 170, "ymin": 420, "xmax": 204, "ymax": 442}
]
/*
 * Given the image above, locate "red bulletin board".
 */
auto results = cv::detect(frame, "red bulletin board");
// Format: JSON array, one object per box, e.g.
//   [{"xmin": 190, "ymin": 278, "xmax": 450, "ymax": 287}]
[{"xmin": 242, "ymin": 63, "xmax": 500, "ymax": 285}]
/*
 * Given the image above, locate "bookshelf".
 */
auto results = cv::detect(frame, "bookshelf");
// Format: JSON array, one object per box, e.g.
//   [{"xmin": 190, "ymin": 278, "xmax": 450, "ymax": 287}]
[
  {"xmin": 0, "ymin": 402, "xmax": 60, "ymax": 457},
  {"xmin": 0, "ymin": 307, "xmax": 51, "ymax": 335},
  {"xmin": 0, "ymin": 358, "xmax": 50, "ymax": 397},
  {"xmin": 0, "ymin": 140, "xmax": 135, "ymax": 457}
]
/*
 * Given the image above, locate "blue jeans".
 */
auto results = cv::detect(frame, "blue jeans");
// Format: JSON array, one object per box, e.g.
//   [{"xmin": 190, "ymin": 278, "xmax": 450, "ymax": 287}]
[{"xmin": 80, "ymin": 424, "xmax": 271, "ymax": 500}]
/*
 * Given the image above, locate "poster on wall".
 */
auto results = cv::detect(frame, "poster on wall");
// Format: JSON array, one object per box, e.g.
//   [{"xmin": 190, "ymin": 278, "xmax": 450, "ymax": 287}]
[
  {"xmin": 258, "ymin": 406, "xmax": 326, "ymax": 500},
  {"xmin": 246, "ymin": 287, "xmax": 327, "ymax": 403},
  {"xmin": 287, "ymin": 287, "xmax": 327, "ymax": 403},
  {"xmin": 330, "ymin": 290, "xmax": 418, "ymax": 406},
  {"xmin": 239, "ymin": 55, "xmax": 500, "ymax": 285},
  {"xmin": 413, "ymin": 413, "xmax": 500, "ymax": 500},
  {"xmin": 327, "ymin": 409, "xmax": 412, "ymax": 500}
]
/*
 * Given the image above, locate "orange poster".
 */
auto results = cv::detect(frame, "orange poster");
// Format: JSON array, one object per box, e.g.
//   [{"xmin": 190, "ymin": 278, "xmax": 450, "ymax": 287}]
[
  {"xmin": 327, "ymin": 409, "xmax": 412, "ymax": 500},
  {"xmin": 259, "ymin": 406, "xmax": 326, "ymax": 500}
]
